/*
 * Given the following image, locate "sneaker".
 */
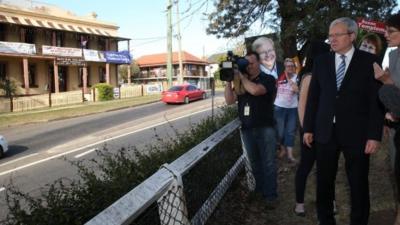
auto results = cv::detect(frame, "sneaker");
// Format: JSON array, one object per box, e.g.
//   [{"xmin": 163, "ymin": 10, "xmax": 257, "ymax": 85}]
[{"xmin": 294, "ymin": 203, "xmax": 306, "ymax": 217}]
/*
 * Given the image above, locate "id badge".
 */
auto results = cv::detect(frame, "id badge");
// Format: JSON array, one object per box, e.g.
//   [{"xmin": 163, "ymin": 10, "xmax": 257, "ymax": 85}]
[{"xmin": 244, "ymin": 104, "xmax": 250, "ymax": 116}]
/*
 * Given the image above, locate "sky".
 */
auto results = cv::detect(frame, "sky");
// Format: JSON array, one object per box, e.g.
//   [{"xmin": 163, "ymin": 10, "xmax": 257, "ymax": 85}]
[{"xmin": 31, "ymin": 0, "xmax": 235, "ymax": 59}]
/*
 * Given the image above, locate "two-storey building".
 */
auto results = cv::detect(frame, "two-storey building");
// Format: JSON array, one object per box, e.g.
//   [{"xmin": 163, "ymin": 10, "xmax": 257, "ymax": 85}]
[
  {"xmin": 135, "ymin": 51, "xmax": 209, "ymax": 89},
  {"xmin": 0, "ymin": 1, "xmax": 130, "ymax": 96}
]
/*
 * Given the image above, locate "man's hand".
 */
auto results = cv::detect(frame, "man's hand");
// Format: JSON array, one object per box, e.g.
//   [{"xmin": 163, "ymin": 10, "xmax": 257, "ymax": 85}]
[
  {"xmin": 303, "ymin": 132, "xmax": 314, "ymax": 148},
  {"xmin": 373, "ymin": 63, "xmax": 393, "ymax": 84},
  {"xmin": 364, "ymin": 139, "xmax": 380, "ymax": 154}
]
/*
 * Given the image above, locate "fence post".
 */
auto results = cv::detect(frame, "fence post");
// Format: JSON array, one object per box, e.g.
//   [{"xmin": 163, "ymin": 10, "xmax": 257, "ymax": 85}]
[
  {"xmin": 92, "ymin": 87, "xmax": 96, "ymax": 102},
  {"xmin": 158, "ymin": 164, "xmax": 190, "ymax": 225}
]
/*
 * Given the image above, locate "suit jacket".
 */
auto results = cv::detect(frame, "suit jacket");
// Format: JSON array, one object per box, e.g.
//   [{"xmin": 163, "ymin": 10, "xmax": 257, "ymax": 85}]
[
  {"xmin": 303, "ymin": 49, "xmax": 384, "ymax": 147},
  {"xmin": 389, "ymin": 48, "xmax": 400, "ymax": 87}
]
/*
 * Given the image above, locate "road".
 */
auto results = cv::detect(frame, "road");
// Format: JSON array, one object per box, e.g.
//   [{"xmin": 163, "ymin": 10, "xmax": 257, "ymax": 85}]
[{"xmin": 0, "ymin": 93, "xmax": 226, "ymax": 221}]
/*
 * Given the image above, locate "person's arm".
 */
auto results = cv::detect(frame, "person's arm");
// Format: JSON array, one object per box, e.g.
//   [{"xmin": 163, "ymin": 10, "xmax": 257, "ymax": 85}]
[
  {"xmin": 303, "ymin": 60, "xmax": 322, "ymax": 147},
  {"xmin": 238, "ymin": 73, "xmax": 267, "ymax": 96},
  {"xmin": 224, "ymin": 81, "xmax": 237, "ymax": 105},
  {"xmin": 298, "ymin": 75, "xmax": 311, "ymax": 127},
  {"xmin": 366, "ymin": 61, "xmax": 385, "ymax": 154}
]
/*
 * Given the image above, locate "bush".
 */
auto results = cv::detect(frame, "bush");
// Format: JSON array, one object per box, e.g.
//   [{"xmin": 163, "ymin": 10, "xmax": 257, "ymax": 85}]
[
  {"xmin": 94, "ymin": 83, "xmax": 114, "ymax": 101},
  {"xmin": 4, "ymin": 106, "xmax": 238, "ymax": 225}
]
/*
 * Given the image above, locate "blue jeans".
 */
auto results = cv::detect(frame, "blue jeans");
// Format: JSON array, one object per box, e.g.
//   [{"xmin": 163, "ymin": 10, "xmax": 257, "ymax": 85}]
[
  {"xmin": 274, "ymin": 106, "xmax": 298, "ymax": 147},
  {"xmin": 240, "ymin": 126, "xmax": 277, "ymax": 201}
]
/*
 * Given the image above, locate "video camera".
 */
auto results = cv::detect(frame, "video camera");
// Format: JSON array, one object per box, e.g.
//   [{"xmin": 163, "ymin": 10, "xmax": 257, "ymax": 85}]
[{"xmin": 219, "ymin": 51, "xmax": 249, "ymax": 82}]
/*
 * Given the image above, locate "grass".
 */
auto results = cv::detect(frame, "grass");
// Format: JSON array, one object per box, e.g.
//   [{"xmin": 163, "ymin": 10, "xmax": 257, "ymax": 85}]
[{"xmin": 0, "ymin": 94, "xmax": 161, "ymax": 129}]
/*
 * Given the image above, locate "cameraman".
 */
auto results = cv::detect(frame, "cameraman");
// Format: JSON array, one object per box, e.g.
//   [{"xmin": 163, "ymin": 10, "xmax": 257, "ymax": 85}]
[{"xmin": 225, "ymin": 51, "xmax": 278, "ymax": 207}]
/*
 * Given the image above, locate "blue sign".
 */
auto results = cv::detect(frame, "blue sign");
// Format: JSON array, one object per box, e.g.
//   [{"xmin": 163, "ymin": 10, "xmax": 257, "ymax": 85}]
[{"xmin": 104, "ymin": 50, "xmax": 131, "ymax": 64}]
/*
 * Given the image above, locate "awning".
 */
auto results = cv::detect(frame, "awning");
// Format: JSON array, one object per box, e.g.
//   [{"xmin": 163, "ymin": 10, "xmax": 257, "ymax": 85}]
[{"xmin": 0, "ymin": 13, "xmax": 129, "ymax": 40}]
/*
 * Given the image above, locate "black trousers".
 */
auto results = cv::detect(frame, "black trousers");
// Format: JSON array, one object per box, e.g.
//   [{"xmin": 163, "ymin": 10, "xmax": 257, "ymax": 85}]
[
  {"xmin": 295, "ymin": 128, "xmax": 338, "ymax": 204},
  {"xmin": 394, "ymin": 128, "xmax": 400, "ymax": 203},
  {"xmin": 316, "ymin": 126, "xmax": 370, "ymax": 225}
]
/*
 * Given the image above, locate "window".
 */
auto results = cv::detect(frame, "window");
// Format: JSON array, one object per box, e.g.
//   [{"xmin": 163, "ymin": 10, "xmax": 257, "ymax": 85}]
[
  {"xmin": 99, "ymin": 67, "xmax": 106, "ymax": 83},
  {"xmin": 28, "ymin": 64, "xmax": 36, "ymax": 86},
  {"xmin": 0, "ymin": 63, "xmax": 6, "ymax": 81},
  {"xmin": 56, "ymin": 31, "xmax": 64, "ymax": 47},
  {"xmin": 98, "ymin": 38, "xmax": 107, "ymax": 51},
  {"xmin": 0, "ymin": 24, "xmax": 5, "ymax": 41},
  {"xmin": 78, "ymin": 67, "xmax": 91, "ymax": 87},
  {"xmin": 24, "ymin": 27, "xmax": 35, "ymax": 44}
]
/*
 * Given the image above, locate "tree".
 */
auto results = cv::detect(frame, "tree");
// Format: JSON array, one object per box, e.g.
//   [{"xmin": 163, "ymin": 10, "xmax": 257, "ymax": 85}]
[
  {"xmin": 0, "ymin": 78, "xmax": 19, "ymax": 112},
  {"xmin": 118, "ymin": 61, "xmax": 141, "ymax": 83},
  {"xmin": 206, "ymin": 0, "xmax": 397, "ymax": 58}
]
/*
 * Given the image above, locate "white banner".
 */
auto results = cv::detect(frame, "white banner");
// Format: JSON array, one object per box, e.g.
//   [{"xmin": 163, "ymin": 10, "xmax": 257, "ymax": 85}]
[
  {"xmin": 145, "ymin": 83, "xmax": 163, "ymax": 93},
  {"xmin": 42, "ymin": 45, "xmax": 82, "ymax": 57},
  {"xmin": 0, "ymin": 41, "xmax": 36, "ymax": 55},
  {"xmin": 83, "ymin": 49, "xmax": 106, "ymax": 62}
]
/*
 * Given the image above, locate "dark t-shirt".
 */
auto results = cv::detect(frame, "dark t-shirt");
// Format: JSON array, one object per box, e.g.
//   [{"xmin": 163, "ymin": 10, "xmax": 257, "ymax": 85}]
[{"xmin": 237, "ymin": 72, "xmax": 277, "ymax": 129}]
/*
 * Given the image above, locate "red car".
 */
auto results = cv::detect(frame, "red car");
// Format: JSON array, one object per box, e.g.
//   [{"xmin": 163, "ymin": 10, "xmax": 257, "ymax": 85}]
[{"xmin": 161, "ymin": 84, "xmax": 207, "ymax": 104}]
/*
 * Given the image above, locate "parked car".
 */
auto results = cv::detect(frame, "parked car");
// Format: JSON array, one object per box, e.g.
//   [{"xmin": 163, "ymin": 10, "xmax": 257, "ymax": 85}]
[
  {"xmin": 0, "ymin": 135, "xmax": 8, "ymax": 158},
  {"xmin": 161, "ymin": 84, "xmax": 206, "ymax": 104}
]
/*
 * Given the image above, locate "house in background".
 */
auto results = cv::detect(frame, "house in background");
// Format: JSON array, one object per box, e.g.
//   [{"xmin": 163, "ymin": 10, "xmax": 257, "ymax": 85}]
[
  {"xmin": 0, "ymin": 0, "xmax": 130, "ymax": 96},
  {"xmin": 135, "ymin": 51, "xmax": 210, "ymax": 90}
]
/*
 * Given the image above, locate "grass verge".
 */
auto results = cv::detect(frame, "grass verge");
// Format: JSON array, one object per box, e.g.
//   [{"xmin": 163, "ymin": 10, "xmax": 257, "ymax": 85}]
[{"xmin": 0, "ymin": 94, "xmax": 161, "ymax": 129}]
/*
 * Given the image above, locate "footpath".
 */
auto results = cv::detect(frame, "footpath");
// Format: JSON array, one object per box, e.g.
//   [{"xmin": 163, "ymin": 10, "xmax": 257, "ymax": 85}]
[{"xmin": 207, "ymin": 140, "xmax": 397, "ymax": 225}]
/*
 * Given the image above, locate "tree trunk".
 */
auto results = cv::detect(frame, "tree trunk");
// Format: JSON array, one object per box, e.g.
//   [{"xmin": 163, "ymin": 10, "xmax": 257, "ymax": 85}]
[
  {"xmin": 9, "ymin": 96, "xmax": 13, "ymax": 112},
  {"xmin": 277, "ymin": 0, "xmax": 299, "ymax": 58}
]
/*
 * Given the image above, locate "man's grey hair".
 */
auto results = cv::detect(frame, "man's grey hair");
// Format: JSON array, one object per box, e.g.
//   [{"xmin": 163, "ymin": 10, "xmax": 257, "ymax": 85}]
[
  {"xmin": 330, "ymin": 17, "xmax": 358, "ymax": 34},
  {"xmin": 251, "ymin": 37, "xmax": 274, "ymax": 52}
]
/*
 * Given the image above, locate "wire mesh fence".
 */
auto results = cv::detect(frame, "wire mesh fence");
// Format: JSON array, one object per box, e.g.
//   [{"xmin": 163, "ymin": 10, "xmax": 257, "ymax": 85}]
[{"xmin": 182, "ymin": 130, "xmax": 242, "ymax": 221}]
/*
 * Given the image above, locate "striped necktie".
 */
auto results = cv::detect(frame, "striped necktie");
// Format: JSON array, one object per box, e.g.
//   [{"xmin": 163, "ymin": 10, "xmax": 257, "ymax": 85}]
[{"xmin": 336, "ymin": 55, "xmax": 346, "ymax": 90}]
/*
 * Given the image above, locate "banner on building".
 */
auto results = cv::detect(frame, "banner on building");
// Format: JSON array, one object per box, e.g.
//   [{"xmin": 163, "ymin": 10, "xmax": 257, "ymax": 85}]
[
  {"xmin": 104, "ymin": 50, "xmax": 131, "ymax": 64},
  {"xmin": 0, "ymin": 41, "xmax": 36, "ymax": 55},
  {"xmin": 145, "ymin": 83, "xmax": 163, "ymax": 93},
  {"xmin": 83, "ymin": 49, "xmax": 106, "ymax": 62},
  {"xmin": 43, "ymin": 45, "xmax": 82, "ymax": 57},
  {"xmin": 56, "ymin": 57, "xmax": 86, "ymax": 66}
]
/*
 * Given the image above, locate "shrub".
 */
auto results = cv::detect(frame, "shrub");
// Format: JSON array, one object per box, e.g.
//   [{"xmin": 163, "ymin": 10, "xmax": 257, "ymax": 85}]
[
  {"xmin": 94, "ymin": 83, "xmax": 114, "ymax": 101},
  {"xmin": 4, "ymin": 106, "xmax": 238, "ymax": 225}
]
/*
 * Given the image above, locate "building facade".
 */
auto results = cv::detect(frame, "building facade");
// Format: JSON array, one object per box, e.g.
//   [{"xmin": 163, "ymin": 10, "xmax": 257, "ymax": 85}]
[
  {"xmin": 135, "ymin": 51, "xmax": 209, "ymax": 89},
  {"xmin": 0, "ymin": 1, "xmax": 130, "ymax": 96}
]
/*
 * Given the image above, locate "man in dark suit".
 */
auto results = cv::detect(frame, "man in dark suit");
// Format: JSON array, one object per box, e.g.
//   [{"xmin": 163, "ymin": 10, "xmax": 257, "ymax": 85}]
[{"xmin": 303, "ymin": 17, "xmax": 384, "ymax": 225}]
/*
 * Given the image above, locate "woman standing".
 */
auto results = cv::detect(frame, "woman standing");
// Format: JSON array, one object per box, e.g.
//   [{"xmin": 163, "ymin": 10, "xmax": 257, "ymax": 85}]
[
  {"xmin": 373, "ymin": 13, "xmax": 400, "ymax": 225},
  {"xmin": 274, "ymin": 58, "xmax": 299, "ymax": 162}
]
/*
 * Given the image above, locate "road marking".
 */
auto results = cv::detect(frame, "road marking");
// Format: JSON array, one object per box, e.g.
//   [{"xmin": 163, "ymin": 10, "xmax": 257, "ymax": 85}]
[
  {"xmin": 0, "ymin": 108, "xmax": 212, "ymax": 177},
  {"xmin": 0, "ymin": 153, "xmax": 39, "ymax": 167},
  {"xmin": 74, "ymin": 148, "xmax": 97, "ymax": 158},
  {"xmin": 0, "ymin": 187, "xmax": 5, "ymax": 192}
]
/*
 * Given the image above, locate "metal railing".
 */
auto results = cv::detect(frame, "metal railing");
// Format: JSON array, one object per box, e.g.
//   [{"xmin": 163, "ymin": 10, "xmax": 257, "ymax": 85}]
[{"xmin": 85, "ymin": 118, "xmax": 252, "ymax": 225}]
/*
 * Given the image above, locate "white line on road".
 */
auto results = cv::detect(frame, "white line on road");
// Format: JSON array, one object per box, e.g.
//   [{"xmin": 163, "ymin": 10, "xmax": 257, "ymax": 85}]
[
  {"xmin": 0, "ymin": 153, "xmax": 39, "ymax": 167},
  {"xmin": 0, "ymin": 187, "xmax": 5, "ymax": 192},
  {"xmin": 0, "ymin": 108, "xmax": 212, "ymax": 177},
  {"xmin": 74, "ymin": 148, "xmax": 97, "ymax": 158}
]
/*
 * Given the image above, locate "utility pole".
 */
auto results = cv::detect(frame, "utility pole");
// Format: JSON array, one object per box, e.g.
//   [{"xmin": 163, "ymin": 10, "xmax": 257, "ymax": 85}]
[
  {"xmin": 166, "ymin": 0, "xmax": 173, "ymax": 87},
  {"xmin": 175, "ymin": 0, "xmax": 184, "ymax": 84}
]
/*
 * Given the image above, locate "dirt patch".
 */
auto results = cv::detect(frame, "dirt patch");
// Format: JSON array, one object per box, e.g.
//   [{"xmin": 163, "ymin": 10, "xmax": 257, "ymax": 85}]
[{"xmin": 207, "ymin": 140, "xmax": 397, "ymax": 225}]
